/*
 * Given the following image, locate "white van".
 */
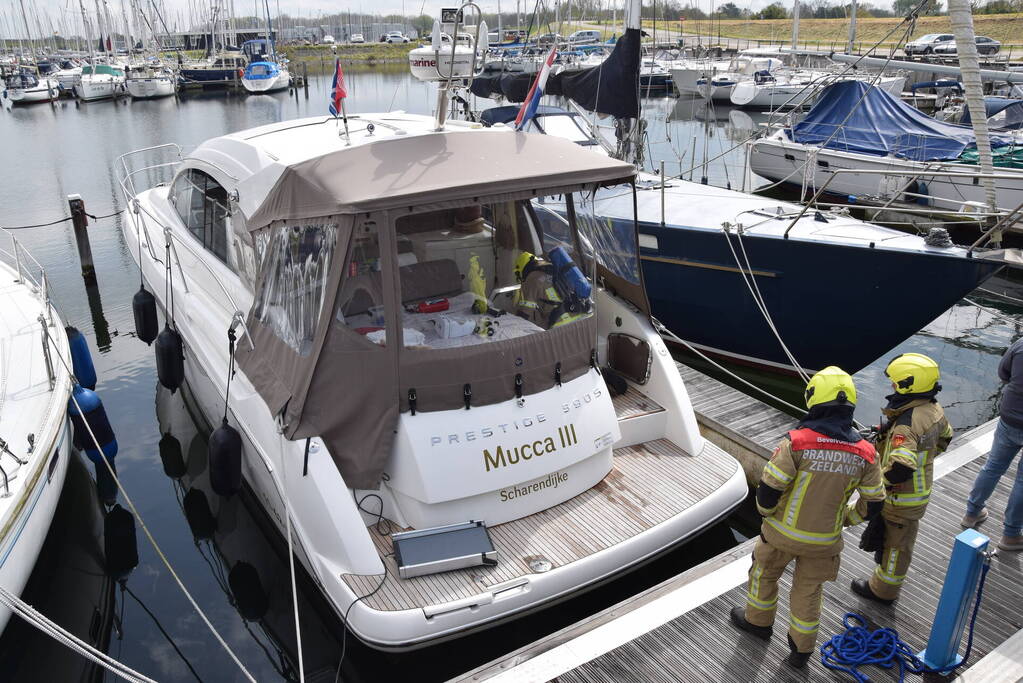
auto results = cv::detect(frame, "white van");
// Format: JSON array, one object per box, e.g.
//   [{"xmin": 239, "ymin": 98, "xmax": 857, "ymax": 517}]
[{"xmin": 569, "ymin": 29, "xmax": 602, "ymax": 44}]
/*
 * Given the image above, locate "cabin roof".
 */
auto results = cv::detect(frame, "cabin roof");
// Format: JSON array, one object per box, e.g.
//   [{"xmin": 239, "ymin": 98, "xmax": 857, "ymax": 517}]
[{"xmin": 184, "ymin": 114, "xmax": 635, "ymax": 229}]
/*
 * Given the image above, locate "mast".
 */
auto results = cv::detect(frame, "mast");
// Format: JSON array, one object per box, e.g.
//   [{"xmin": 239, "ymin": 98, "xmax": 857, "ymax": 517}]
[
  {"xmin": 846, "ymin": 0, "xmax": 856, "ymax": 54},
  {"xmin": 790, "ymin": 0, "xmax": 799, "ymax": 50},
  {"xmin": 17, "ymin": 0, "xmax": 33, "ymax": 56},
  {"xmin": 948, "ymin": 0, "xmax": 998, "ymax": 226}
]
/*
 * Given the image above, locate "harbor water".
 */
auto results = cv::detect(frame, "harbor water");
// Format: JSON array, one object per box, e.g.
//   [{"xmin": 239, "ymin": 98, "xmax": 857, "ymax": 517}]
[{"xmin": 0, "ymin": 67, "xmax": 1018, "ymax": 681}]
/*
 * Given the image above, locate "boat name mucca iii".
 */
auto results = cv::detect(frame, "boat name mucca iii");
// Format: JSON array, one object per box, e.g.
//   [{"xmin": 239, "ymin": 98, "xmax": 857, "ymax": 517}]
[{"xmin": 484, "ymin": 424, "xmax": 580, "ymax": 472}]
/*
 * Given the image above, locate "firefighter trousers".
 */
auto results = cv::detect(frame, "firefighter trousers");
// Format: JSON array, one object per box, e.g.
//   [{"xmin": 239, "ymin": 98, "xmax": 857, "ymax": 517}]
[
  {"xmin": 868, "ymin": 516, "xmax": 919, "ymax": 601},
  {"xmin": 744, "ymin": 537, "xmax": 841, "ymax": 653}
]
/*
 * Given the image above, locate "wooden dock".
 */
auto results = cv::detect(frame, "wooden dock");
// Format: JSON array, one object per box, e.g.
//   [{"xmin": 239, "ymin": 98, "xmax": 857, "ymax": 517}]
[
  {"xmin": 453, "ymin": 418, "xmax": 1022, "ymax": 683},
  {"xmin": 675, "ymin": 362, "xmax": 798, "ymax": 484}
]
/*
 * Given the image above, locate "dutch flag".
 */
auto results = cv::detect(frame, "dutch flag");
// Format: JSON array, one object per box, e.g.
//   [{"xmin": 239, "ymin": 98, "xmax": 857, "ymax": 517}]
[
  {"xmin": 328, "ymin": 59, "xmax": 347, "ymax": 117},
  {"xmin": 514, "ymin": 47, "xmax": 557, "ymax": 131}
]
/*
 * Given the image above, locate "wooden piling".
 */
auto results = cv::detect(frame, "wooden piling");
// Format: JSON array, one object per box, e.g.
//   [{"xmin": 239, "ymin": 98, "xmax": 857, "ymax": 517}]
[
  {"xmin": 67, "ymin": 194, "xmax": 96, "ymax": 286},
  {"xmin": 303, "ymin": 62, "xmax": 309, "ymax": 94}
]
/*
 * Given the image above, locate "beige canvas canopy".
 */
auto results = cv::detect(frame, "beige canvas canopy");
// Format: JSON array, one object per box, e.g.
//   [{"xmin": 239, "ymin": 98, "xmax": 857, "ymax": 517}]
[
  {"xmin": 239, "ymin": 129, "xmax": 635, "ymax": 230},
  {"xmin": 236, "ymin": 129, "xmax": 639, "ymax": 489}
]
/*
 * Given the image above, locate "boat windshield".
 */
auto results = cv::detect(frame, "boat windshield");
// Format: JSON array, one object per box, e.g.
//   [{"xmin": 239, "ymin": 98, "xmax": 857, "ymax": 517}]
[
  {"xmin": 528, "ymin": 114, "xmax": 594, "ymax": 144},
  {"xmin": 330, "ymin": 195, "xmax": 599, "ymax": 351}
]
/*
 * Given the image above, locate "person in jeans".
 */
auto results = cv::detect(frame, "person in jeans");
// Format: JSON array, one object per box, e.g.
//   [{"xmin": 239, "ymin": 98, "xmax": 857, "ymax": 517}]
[{"xmin": 962, "ymin": 338, "xmax": 1023, "ymax": 551}]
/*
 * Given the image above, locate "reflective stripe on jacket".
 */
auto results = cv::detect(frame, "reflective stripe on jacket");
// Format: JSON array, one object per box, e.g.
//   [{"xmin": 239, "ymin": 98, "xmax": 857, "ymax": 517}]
[
  {"xmin": 879, "ymin": 399, "xmax": 953, "ymax": 519},
  {"xmin": 759, "ymin": 428, "xmax": 885, "ymax": 557}
]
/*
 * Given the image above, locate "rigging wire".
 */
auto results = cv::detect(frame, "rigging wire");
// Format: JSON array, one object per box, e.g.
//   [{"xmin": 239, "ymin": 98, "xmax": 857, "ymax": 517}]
[
  {"xmin": 0, "ymin": 585, "xmax": 156, "ymax": 683},
  {"xmin": 37, "ymin": 322, "xmax": 258, "ymax": 682}
]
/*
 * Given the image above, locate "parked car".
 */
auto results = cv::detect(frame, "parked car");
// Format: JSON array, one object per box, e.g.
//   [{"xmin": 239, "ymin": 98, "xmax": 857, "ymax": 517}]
[
  {"xmin": 932, "ymin": 35, "xmax": 1001, "ymax": 56},
  {"xmin": 536, "ymin": 33, "xmax": 564, "ymax": 45},
  {"xmin": 568, "ymin": 29, "xmax": 602, "ymax": 44},
  {"xmin": 350, "ymin": 33, "xmax": 365, "ymax": 43},
  {"xmin": 322, "ymin": 35, "xmax": 335, "ymax": 44},
  {"xmin": 904, "ymin": 33, "xmax": 954, "ymax": 55},
  {"xmin": 385, "ymin": 31, "xmax": 410, "ymax": 44}
]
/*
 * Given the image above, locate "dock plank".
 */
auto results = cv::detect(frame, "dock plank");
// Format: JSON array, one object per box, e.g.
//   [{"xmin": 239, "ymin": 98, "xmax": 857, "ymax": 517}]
[{"xmin": 557, "ymin": 455, "xmax": 1022, "ymax": 683}]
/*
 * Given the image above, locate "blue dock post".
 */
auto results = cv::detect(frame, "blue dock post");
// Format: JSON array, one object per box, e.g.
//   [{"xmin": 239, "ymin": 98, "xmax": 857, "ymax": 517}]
[{"xmin": 918, "ymin": 529, "xmax": 990, "ymax": 670}]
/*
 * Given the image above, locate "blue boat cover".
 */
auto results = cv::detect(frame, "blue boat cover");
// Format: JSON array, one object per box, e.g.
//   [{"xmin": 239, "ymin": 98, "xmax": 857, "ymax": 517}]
[
  {"xmin": 791, "ymin": 80, "xmax": 1012, "ymax": 161},
  {"xmin": 961, "ymin": 97, "xmax": 1023, "ymax": 131}
]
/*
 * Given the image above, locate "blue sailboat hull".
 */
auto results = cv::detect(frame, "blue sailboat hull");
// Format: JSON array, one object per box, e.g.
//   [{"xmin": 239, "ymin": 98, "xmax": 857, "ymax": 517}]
[{"xmin": 636, "ymin": 221, "xmax": 1002, "ymax": 374}]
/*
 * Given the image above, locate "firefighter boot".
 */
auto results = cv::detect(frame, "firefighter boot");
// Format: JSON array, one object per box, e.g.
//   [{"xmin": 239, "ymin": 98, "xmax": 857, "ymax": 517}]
[
  {"xmin": 787, "ymin": 633, "xmax": 810, "ymax": 669},
  {"xmin": 851, "ymin": 578, "xmax": 895, "ymax": 606},
  {"xmin": 730, "ymin": 607, "xmax": 772, "ymax": 641}
]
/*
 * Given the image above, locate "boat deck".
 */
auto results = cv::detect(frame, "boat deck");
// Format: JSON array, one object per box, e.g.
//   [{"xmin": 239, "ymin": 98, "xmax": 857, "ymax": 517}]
[
  {"xmin": 455, "ymin": 420, "xmax": 1023, "ymax": 683},
  {"xmin": 341, "ymin": 437, "xmax": 740, "ymax": 612}
]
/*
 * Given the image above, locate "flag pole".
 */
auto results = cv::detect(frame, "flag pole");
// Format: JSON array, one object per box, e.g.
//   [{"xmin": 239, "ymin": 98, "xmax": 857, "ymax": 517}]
[{"xmin": 340, "ymin": 98, "xmax": 350, "ymax": 144}]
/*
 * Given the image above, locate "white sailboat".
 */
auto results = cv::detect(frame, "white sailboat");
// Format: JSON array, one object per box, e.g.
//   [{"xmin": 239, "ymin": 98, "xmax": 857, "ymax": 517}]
[
  {"xmin": 126, "ymin": 63, "xmax": 176, "ymax": 99},
  {"xmin": 0, "ymin": 229, "xmax": 74, "ymax": 634}
]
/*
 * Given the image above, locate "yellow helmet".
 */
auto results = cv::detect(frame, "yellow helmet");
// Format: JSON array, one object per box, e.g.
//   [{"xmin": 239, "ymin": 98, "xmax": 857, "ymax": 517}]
[
  {"xmin": 804, "ymin": 366, "xmax": 857, "ymax": 409},
  {"xmin": 514, "ymin": 251, "xmax": 535, "ymax": 282},
  {"xmin": 885, "ymin": 353, "xmax": 940, "ymax": 394}
]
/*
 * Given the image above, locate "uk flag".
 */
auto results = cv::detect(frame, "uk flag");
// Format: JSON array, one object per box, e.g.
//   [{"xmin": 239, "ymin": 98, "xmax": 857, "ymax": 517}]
[{"xmin": 329, "ymin": 59, "xmax": 348, "ymax": 117}]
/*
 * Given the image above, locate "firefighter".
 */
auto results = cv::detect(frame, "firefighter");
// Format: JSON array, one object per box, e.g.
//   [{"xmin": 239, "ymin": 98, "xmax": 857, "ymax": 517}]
[
  {"xmin": 847, "ymin": 353, "xmax": 953, "ymax": 605},
  {"xmin": 513, "ymin": 251, "xmax": 585, "ymax": 329},
  {"xmin": 730, "ymin": 367, "xmax": 886, "ymax": 668}
]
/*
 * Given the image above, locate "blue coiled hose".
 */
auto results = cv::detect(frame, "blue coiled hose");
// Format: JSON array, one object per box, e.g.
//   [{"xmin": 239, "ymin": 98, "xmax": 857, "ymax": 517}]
[{"xmin": 819, "ymin": 561, "xmax": 990, "ymax": 683}]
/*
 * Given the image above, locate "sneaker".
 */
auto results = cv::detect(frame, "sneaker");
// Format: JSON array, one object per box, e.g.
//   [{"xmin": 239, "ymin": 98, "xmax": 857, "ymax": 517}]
[
  {"xmin": 851, "ymin": 578, "xmax": 896, "ymax": 605},
  {"xmin": 961, "ymin": 508, "xmax": 989, "ymax": 529},
  {"xmin": 998, "ymin": 535, "xmax": 1023, "ymax": 552},
  {"xmin": 729, "ymin": 606, "xmax": 772, "ymax": 641},
  {"xmin": 787, "ymin": 634, "xmax": 811, "ymax": 669}
]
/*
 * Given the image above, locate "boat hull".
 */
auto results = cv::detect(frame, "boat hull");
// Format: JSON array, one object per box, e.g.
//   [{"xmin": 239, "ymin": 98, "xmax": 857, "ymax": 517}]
[
  {"xmin": 75, "ymin": 76, "xmax": 125, "ymax": 101},
  {"xmin": 0, "ymin": 422, "xmax": 71, "ymax": 633},
  {"xmin": 126, "ymin": 77, "xmax": 176, "ymax": 99},
  {"xmin": 241, "ymin": 71, "xmax": 290, "ymax": 93},
  {"xmin": 637, "ymin": 219, "xmax": 1002, "ymax": 373},
  {"xmin": 4, "ymin": 79, "xmax": 59, "ymax": 104},
  {"xmin": 749, "ymin": 135, "xmax": 1023, "ymax": 213}
]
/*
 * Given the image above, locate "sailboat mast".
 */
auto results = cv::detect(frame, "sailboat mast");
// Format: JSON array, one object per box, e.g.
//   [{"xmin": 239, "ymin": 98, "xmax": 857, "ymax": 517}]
[
  {"xmin": 790, "ymin": 0, "xmax": 799, "ymax": 50},
  {"xmin": 846, "ymin": 0, "xmax": 856, "ymax": 53},
  {"xmin": 948, "ymin": 0, "xmax": 998, "ymax": 223},
  {"xmin": 17, "ymin": 0, "xmax": 33, "ymax": 56}
]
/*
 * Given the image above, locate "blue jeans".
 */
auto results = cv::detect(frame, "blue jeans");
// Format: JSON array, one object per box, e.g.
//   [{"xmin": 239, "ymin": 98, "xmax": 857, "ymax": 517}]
[{"xmin": 967, "ymin": 418, "xmax": 1023, "ymax": 537}]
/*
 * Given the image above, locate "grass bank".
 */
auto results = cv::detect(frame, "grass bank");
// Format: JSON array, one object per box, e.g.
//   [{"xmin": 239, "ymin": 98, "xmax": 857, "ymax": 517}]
[
  {"xmin": 280, "ymin": 43, "xmax": 414, "ymax": 66},
  {"xmin": 633, "ymin": 13, "xmax": 1023, "ymax": 48}
]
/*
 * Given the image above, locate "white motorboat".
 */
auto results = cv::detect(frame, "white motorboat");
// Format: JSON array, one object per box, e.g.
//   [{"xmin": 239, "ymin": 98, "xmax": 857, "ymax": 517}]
[
  {"xmin": 118, "ymin": 113, "xmax": 746, "ymax": 649},
  {"xmin": 126, "ymin": 64, "xmax": 176, "ymax": 99},
  {"xmin": 2, "ymin": 71, "xmax": 60, "ymax": 105},
  {"xmin": 75, "ymin": 63, "xmax": 126, "ymax": 101},
  {"xmin": 0, "ymin": 230, "xmax": 74, "ymax": 634}
]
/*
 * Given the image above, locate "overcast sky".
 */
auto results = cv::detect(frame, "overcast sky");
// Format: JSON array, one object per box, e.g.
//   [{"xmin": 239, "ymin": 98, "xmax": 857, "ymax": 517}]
[{"xmin": 3, "ymin": 0, "xmax": 815, "ymax": 37}]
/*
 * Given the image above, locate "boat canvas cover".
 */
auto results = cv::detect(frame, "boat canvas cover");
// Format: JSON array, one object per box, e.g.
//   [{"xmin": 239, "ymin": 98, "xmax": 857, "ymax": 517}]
[
  {"xmin": 961, "ymin": 97, "xmax": 1023, "ymax": 131},
  {"xmin": 791, "ymin": 80, "xmax": 1013, "ymax": 161},
  {"xmin": 236, "ymin": 130, "xmax": 634, "ymax": 488},
  {"xmin": 470, "ymin": 28, "xmax": 641, "ymax": 119},
  {"xmin": 238, "ymin": 129, "xmax": 634, "ymax": 230}
]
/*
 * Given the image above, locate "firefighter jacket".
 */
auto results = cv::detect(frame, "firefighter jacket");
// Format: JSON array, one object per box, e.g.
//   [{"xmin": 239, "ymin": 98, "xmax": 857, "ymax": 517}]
[
  {"xmin": 875, "ymin": 398, "xmax": 952, "ymax": 521},
  {"xmin": 759, "ymin": 428, "xmax": 886, "ymax": 557}
]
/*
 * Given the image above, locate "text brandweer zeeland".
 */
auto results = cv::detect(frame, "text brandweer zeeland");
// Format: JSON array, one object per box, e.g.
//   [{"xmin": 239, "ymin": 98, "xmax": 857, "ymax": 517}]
[
  {"xmin": 802, "ymin": 449, "xmax": 868, "ymax": 476},
  {"xmin": 484, "ymin": 424, "xmax": 578, "ymax": 472}
]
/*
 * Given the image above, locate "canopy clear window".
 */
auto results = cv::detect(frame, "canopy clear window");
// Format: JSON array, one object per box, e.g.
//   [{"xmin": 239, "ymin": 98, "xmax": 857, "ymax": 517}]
[{"xmin": 335, "ymin": 194, "xmax": 619, "ymax": 350}]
